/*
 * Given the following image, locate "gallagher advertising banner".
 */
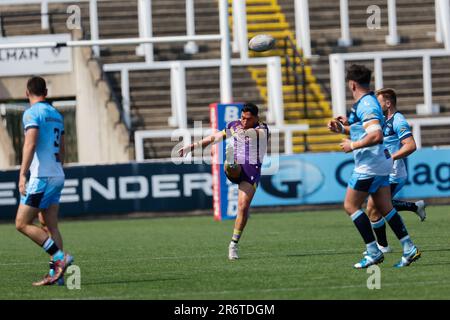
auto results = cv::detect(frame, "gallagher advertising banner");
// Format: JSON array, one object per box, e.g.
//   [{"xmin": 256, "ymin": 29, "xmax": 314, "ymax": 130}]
[
  {"xmin": 0, "ymin": 148, "xmax": 449, "ymax": 220},
  {"xmin": 254, "ymin": 147, "xmax": 450, "ymax": 205},
  {"xmin": 0, "ymin": 162, "xmax": 212, "ymax": 220}
]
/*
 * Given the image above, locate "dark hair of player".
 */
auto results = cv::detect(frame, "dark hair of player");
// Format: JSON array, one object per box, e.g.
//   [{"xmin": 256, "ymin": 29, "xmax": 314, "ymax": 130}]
[
  {"xmin": 345, "ymin": 64, "xmax": 372, "ymax": 88},
  {"xmin": 376, "ymin": 88, "xmax": 397, "ymax": 106},
  {"xmin": 27, "ymin": 76, "xmax": 47, "ymax": 97},
  {"xmin": 242, "ymin": 103, "xmax": 259, "ymax": 116}
]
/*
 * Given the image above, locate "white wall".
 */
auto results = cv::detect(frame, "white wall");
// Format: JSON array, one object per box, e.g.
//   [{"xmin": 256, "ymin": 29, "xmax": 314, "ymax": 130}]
[{"xmin": 73, "ymin": 46, "xmax": 131, "ymax": 163}]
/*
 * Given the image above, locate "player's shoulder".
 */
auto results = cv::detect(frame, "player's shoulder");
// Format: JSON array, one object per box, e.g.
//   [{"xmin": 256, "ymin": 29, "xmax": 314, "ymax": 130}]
[
  {"xmin": 393, "ymin": 111, "xmax": 407, "ymax": 122},
  {"xmin": 393, "ymin": 112, "xmax": 410, "ymax": 127},
  {"xmin": 23, "ymin": 104, "xmax": 41, "ymax": 122},
  {"xmin": 360, "ymin": 92, "xmax": 380, "ymax": 110},
  {"xmin": 357, "ymin": 93, "xmax": 382, "ymax": 121},
  {"xmin": 392, "ymin": 112, "xmax": 411, "ymax": 134},
  {"xmin": 24, "ymin": 103, "xmax": 40, "ymax": 114}
]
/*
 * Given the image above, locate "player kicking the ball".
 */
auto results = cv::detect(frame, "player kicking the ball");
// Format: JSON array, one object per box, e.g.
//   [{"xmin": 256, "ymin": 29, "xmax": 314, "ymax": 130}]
[
  {"xmin": 179, "ymin": 103, "xmax": 269, "ymax": 260},
  {"xmin": 328, "ymin": 65, "xmax": 421, "ymax": 268},
  {"xmin": 15, "ymin": 76, "xmax": 73, "ymax": 286}
]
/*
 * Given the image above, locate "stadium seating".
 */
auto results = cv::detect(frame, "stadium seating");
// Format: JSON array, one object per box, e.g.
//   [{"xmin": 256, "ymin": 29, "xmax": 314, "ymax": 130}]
[
  {"xmin": 97, "ymin": 0, "xmax": 265, "ymax": 158},
  {"xmin": 1, "ymin": 0, "xmax": 449, "ymax": 159},
  {"xmin": 277, "ymin": 0, "xmax": 450, "ymax": 147},
  {"xmin": 238, "ymin": 0, "xmax": 340, "ymax": 153}
]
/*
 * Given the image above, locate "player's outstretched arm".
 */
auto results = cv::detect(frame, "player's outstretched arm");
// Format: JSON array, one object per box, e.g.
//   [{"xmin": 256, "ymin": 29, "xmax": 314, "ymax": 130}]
[
  {"xmin": 340, "ymin": 119, "xmax": 383, "ymax": 153},
  {"xmin": 19, "ymin": 128, "xmax": 39, "ymax": 195},
  {"xmin": 178, "ymin": 130, "xmax": 225, "ymax": 157}
]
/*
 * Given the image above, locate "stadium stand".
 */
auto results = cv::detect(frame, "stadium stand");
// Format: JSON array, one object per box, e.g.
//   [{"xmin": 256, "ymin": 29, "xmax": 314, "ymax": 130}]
[
  {"xmin": 0, "ymin": 0, "xmax": 449, "ymax": 161},
  {"xmin": 278, "ymin": 0, "xmax": 450, "ymax": 147},
  {"xmin": 239, "ymin": 0, "xmax": 339, "ymax": 153}
]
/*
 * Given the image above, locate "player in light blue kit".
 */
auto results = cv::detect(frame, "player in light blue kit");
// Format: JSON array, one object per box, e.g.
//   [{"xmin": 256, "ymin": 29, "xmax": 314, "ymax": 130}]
[
  {"xmin": 364, "ymin": 88, "xmax": 426, "ymax": 254},
  {"xmin": 15, "ymin": 76, "xmax": 73, "ymax": 286},
  {"xmin": 328, "ymin": 65, "xmax": 421, "ymax": 268}
]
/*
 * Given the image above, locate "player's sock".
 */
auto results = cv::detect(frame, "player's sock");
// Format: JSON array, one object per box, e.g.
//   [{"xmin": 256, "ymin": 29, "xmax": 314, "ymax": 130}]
[
  {"xmin": 231, "ymin": 229, "xmax": 242, "ymax": 243},
  {"xmin": 399, "ymin": 235, "xmax": 415, "ymax": 254},
  {"xmin": 350, "ymin": 210, "xmax": 377, "ymax": 254},
  {"xmin": 42, "ymin": 237, "xmax": 62, "ymax": 257},
  {"xmin": 392, "ymin": 200, "xmax": 418, "ymax": 212},
  {"xmin": 41, "ymin": 237, "xmax": 65, "ymax": 262},
  {"xmin": 371, "ymin": 218, "xmax": 388, "ymax": 248},
  {"xmin": 385, "ymin": 208, "xmax": 414, "ymax": 254}
]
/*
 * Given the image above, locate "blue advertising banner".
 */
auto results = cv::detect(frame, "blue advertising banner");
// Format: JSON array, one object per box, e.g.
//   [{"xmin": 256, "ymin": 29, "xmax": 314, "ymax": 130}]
[
  {"xmin": 253, "ymin": 147, "xmax": 450, "ymax": 205},
  {"xmin": 0, "ymin": 147, "xmax": 448, "ymax": 220},
  {"xmin": 253, "ymin": 152, "xmax": 352, "ymax": 205},
  {"xmin": 0, "ymin": 162, "xmax": 212, "ymax": 220}
]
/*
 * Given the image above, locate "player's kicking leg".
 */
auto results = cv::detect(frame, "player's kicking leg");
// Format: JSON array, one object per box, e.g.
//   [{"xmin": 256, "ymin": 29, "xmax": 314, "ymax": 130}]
[
  {"xmin": 371, "ymin": 186, "xmax": 421, "ymax": 267},
  {"xmin": 344, "ymin": 185, "xmax": 384, "ymax": 269},
  {"xmin": 228, "ymin": 181, "xmax": 256, "ymax": 260}
]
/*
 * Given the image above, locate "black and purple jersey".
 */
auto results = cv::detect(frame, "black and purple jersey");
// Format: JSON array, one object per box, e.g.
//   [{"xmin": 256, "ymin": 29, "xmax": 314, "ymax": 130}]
[{"xmin": 223, "ymin": 120, "xmax": 270, "ymax": 186}]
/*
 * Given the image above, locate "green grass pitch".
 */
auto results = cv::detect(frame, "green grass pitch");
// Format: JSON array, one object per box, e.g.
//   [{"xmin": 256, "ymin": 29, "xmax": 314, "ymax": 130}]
[{"xmin": 1, "ymin": 205, "xmax": 449, "ymax": 300}]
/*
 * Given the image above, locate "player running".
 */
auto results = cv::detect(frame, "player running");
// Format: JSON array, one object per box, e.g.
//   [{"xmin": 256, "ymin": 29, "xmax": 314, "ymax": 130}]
[
  {"xmin": 364, "ymin": 88, "xmax": 426, "ymax": 254},
  {"xmin": 15, "ymin": 76, "xmax": 73, "ymax": 286},
  {"xmin": 178, "ymin": 103, "xmax": 269, "ymax": 260},
  {"xmin": 328, "ymin": 65, "xmax": 421, "ymax": 268}
]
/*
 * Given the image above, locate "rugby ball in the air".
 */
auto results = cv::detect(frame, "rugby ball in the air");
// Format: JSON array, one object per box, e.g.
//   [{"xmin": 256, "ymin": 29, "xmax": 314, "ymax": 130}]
[{"xmin": 248, "ymin": 34, "xmax": 276, "ymax": 52}]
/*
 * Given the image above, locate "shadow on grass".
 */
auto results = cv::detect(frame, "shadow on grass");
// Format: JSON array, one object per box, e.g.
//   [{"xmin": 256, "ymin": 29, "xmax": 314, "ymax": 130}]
[
  {"xmin": 411, "ymin": 261, "xmax": 450, "ymax": 267},
  {"xmin": 422, "ymin": 247, "xmax": 450, "ymax": 253},
  {"xmin": 285, "ymin": 250, "xmax": 357, "ymax": 258},
  {"xmin": 82, "ymin": 277, "xmax": 185, "ymax": 286},
  {"xmin": 283, "ymin": 247, "xmax": 450, "ymax": 259}
]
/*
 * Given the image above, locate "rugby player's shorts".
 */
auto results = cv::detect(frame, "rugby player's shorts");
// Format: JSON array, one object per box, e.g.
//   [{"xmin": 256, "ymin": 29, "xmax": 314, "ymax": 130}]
[
  {"xmin": 389, "ymin": 176, "xmax": 407, "ymax": 197},
  {"xmin": 20, "ymin": 176, "xmax": 65, "ymax": 209},
  {"xmin": 225, "ymin": 164, "xmax": 260, "ymax": 189},
  {"xmin": 348, "ymin": 172, "xmax": 390, "ymax": 194}
]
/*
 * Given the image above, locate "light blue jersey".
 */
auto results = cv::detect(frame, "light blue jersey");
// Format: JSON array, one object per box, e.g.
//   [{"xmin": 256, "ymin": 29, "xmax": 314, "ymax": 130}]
[
  {"xmin": 383, "ymin": 111, "xmax": 413, "ymax": 181},
  {"xmin": 22, "ymin": 101, "xmax": 64, "ymax": 178},
  {"xmin": 348, "ymin": 92, "xmax": 392, "ymax": 176}
]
